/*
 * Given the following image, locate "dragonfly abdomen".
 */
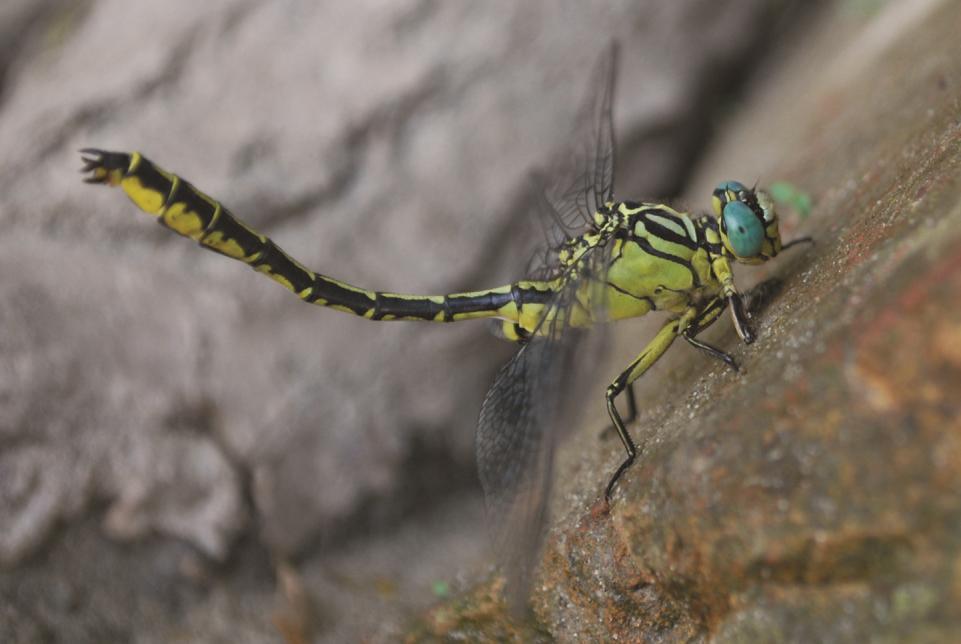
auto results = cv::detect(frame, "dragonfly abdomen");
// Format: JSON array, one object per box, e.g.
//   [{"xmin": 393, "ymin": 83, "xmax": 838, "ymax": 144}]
[{"xmin": 80, "ymin": 149, "xmax": 562, "ymax": 327}]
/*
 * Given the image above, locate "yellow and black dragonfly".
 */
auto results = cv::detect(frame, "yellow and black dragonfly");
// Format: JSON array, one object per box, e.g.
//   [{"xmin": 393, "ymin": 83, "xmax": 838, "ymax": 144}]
[{"xmin": 80, "ymin": 43, "xmax": 808, "ymax": 595}]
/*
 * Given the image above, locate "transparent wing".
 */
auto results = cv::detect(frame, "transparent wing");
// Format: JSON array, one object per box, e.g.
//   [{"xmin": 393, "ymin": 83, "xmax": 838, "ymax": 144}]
[
  {"xmin": 477, "ymin": 241, "xmax": 614, "ymax": 609},
  {"xmin": 475, "ymin": 42, "xmax": 619, "ymax": 609},
  {"xmin": 530, "ymin": 41, "xmax": 618, "ymax": 258},
  {"xmin": 476, "ymin": 334, "xmax": 557, "ymax": 605}
]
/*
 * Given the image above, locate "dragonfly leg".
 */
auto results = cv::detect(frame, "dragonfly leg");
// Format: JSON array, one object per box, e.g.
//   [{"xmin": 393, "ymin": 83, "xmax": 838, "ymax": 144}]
[
  {"xmin": 683, "ymin": 334, "xmax": 738, "ymax": 372},
  {"xmin": 781, "ymin": 236, "xmax": 814, "ymax": 252},
  {"xmin": 623, "ymin": 383, "xmax": 637, "ymax": 424},
  {"xmin": 681, "ymin": 297, "xmax": 739, "ymax": 372},
  {"xmin": 599, "ymin": 382, "xmax": 637, "ymax": 440},
  {"xmin": 712, "ymin": 256, "xmax": 755, "ymax": 344},
  {"xmin": 604, "ymin": 309, "xmax": 697, "ymax": 501}
]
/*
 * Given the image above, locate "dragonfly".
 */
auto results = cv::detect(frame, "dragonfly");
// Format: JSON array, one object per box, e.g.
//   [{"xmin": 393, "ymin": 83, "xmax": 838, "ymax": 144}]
[{"xmin": 79, "ymin": 43, "xmax": 809, "ymax": 598}]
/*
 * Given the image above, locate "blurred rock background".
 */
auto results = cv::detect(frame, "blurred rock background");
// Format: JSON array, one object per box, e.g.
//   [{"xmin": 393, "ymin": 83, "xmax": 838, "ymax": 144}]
[{"xmin": 6, "ymin": 0, "xmax": 952, "ymax": 642}]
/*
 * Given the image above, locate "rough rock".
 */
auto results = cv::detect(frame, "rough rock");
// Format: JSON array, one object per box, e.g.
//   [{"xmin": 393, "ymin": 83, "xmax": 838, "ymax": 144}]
[
  {"xmin": 523, "ymin": 0, "xmax": 961, "ymax": 641},
  {"xmin": 0, "ymin": 0, "xmax": 822, "ymax": 641}
]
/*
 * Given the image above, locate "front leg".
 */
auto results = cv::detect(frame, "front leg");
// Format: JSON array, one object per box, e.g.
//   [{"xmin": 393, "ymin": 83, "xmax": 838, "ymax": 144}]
[
  {"xmin": 604, "ymin": 308, "xmax": 698, "ymax": 501},
  {"xmin": 681, "ymin": 296, "xmax": 739, "ymax": 372},
  {"xmin": 609, "ymin": 296, "xmax": 735, "ymax": 440},
  {"xmin": 711, "ymin": 255, "xmax": 755, "ymax": 344},
  {"xmin": 727, "ymin": 291, "xmax": 755, "ymax": 344}
]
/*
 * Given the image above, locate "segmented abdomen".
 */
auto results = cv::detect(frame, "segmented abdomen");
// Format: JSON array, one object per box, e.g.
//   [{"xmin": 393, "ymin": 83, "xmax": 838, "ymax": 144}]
[{"xmin": 80, "ymin": 149, "xmax": 558, "ymax": 327}]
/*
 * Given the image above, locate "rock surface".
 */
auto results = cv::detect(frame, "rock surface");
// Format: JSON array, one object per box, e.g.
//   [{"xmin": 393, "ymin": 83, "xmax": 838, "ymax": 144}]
[
  {"xmin": 434, "ymin": 0, "xmax": 961, "ymax": 641},
  {"xmin": 0, "ymin": 0, "xmax": 843, "ymax": 641}
]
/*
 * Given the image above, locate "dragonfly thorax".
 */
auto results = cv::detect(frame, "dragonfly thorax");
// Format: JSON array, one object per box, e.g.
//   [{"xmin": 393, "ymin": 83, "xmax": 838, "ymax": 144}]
[{"xmin": 597, "ymin": 203, "xmax": 626, "ymax": 234}]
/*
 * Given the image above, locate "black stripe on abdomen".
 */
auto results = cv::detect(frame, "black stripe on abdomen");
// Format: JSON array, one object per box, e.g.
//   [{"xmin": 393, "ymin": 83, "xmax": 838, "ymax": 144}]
[
  {"xmin": 251, "ymin": 240, "xmax": 316, "ymax": 294},
  {"xmin": 372, "ymin": 294, "xmax": 443, "ymax": 320},
  {"xmin": 445, "ymin": 290, "xmax": 515, "ymax": 319},
  {"xmin": 168, "ymin": 179, "xmax": 219, "ymax": 230},
  {"xmin": 132, "ymin": 156, "xmax": 174, "ymax": 197},
  {"xmin": 309, "ymin": 276, "xmax": 377, "ymax": 315}
]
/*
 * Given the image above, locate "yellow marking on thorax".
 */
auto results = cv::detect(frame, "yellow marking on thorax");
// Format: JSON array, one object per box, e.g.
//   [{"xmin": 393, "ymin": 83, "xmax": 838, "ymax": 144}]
[
  {"xmin": 605, "ymin": 288, "xmax": 653, "ymax": 320},
  {"xmin": 652, "ymin": 289, "xmax": 690, "ymax": 313},
  {"xmin": 607, "ymin": 240, "xmax": 694, "ymax": 295},
  {"xmin": 705, "ymin": 226, "xmax": 722, "ymax": 246},
  {"xmin": 690, "ymin": 248, "xmax": 714, "ymax": 287},
  {"xmin": 644, "ymin": 212, "xmax": 688, "ymax": 238}
]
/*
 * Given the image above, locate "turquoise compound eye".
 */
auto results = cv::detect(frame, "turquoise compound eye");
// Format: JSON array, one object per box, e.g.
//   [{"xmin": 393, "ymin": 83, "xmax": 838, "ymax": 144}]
[
  {"xmin": 715, "ymin": 180, "xmax": 746, "ymax": 194},
  {"xmin": 723, "ymin": 201, "xmax": 764, "ymax": 257}
]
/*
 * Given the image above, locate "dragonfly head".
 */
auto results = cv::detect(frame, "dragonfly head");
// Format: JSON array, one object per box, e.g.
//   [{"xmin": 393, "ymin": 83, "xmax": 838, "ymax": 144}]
[{"xmin": 711, "ymin": 181, "xmax": 782, "ymax": 265}]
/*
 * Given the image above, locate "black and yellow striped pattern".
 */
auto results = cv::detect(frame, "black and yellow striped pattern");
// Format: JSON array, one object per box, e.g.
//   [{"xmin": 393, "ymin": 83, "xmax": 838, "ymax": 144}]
[
  {"xmin": 80, "ymin": 149, "xmax": 569, "ymax": 335},
  {"xmin": 80, "ymin": 147, "xmax": 805, "ymax": 503}
]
